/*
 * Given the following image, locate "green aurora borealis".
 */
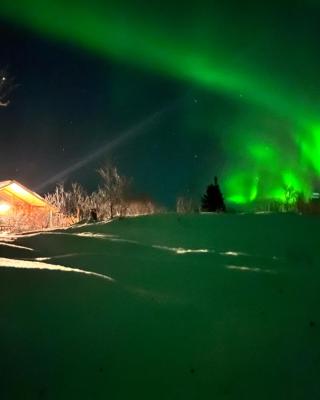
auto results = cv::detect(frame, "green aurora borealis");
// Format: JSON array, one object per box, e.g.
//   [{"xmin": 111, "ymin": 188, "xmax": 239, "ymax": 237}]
[{"xmin": 1, "ymin": 0, "xmax": 320, "ymax": 204}]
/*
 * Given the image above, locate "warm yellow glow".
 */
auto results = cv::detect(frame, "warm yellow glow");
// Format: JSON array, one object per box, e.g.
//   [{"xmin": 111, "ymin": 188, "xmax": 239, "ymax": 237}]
[
  {"xmin": 6, "ymin": 182, "xmax": 47, "ymax": 207},
  {"xmin": 0, "ymin": 203, "xmax": 11, "ymax": 214},
  {"xmin": 9, "ymin": 182, "xmax": 30, "ymax": 197}
]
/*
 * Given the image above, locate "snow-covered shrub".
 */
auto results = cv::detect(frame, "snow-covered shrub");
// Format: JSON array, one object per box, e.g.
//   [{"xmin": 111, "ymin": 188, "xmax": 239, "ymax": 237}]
[{"xmin": 176, "ymin": 197, "xmax": 198, "ymax": 214}]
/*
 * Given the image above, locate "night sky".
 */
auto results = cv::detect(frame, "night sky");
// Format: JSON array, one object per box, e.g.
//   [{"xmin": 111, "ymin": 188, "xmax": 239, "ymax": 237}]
[{"xmin": 1, "ymin": 0, "xmax": 320, "ymax": 206}]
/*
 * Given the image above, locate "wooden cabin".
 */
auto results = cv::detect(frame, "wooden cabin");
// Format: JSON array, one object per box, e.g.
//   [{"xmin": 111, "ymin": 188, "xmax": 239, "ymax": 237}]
[{"xmin": 0, "ymin": 180, "xmax": 55, "ymax": 232}]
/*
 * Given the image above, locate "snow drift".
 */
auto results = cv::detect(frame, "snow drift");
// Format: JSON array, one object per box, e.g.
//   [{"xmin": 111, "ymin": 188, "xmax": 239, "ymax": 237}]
[{"xmin": 0, "ymin": 213, "xmax": 319, "ymax": 399}]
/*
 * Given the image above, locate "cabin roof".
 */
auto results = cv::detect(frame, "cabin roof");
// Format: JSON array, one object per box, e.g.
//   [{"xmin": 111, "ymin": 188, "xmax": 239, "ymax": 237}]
[{"xmin": 0, "ymin": 180, "xmax": 52, "ymax": 208}]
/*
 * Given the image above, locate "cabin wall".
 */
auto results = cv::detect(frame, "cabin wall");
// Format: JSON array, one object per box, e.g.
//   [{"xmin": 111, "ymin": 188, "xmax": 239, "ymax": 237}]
[
  {"xmin": 0, "ymin": 204, "xmax": 73, "ymax": 232},
  {"xmin": 0, "ymin": 183, "xmax": 73, "ymax": 232},
  {"xmin": 0, "ymin": 204, "xmax": 51, "ymax": 232}
]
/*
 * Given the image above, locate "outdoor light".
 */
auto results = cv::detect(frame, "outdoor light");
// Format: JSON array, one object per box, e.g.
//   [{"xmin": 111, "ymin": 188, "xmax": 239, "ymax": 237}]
[{"xmin": 0, "ymin": 202, "xmax": 11, "ymax": 214}]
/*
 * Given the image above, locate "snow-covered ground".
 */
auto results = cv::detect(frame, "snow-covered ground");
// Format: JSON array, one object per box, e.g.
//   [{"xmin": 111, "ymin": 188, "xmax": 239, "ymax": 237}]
[{"xmin": 0, "ymin": 213, "xmax": 319, "ymax": 399}]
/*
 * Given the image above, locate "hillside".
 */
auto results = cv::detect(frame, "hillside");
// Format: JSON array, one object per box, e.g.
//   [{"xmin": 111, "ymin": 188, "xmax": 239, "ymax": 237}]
[{"xmin": 0, "ymin": 213, "xmax": 319, "ymax": 399}]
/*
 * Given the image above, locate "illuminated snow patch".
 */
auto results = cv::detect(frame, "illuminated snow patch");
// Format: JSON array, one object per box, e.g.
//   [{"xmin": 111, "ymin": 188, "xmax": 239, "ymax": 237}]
[
  {"xmin": 0, "ymin": 234, "xmax": 16, "ymax": 242},
  {"xmin": 74, "ymin": 232, "xmax": 115, "ymax": 239},
  {"xmin": 11, "ymin": 232, "xmax": 45, "ymax": 239},
  {"xmin": 0, "ymin": 242, "xmax": 34, "ymax": 251},
  {"xmin": 226, "ymin": 265, "xmax": 275, "ymax": 274},
  {"xmin": 34, "ymin": 253, "xmax": 89, "ymax": 262},
  {"xmin": 74, "ymin": 232, "xmax": 138, "ymax": 244},
  {"xmin": 0, "ymin": 258, "xmax": 115, "ymax": 281},
  {"xmin": 220, "ymin": 251, "xmax": 248, "ymax": 257},
  {"xmin": 176, "ymin": 248, "xmax": 209, "ymax": 254},
  {"xmin": 153, "ymin": 245, "xmax": 210, "ymax": 254},
  {"xmin": 108, "ymin": 237, "xmax": 139, "ymax": 244},
  {"xmin": 70, "ymin": 220, "xmax": 113, "ymax": 229},
  {"xmin": 49, "ymin": 253, "xmax": 82, "ymax": 260}
]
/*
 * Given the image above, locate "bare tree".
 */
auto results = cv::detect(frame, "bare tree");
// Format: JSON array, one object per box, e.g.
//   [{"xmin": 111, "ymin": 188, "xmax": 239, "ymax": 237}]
[
  {"xmin": 97, "ymin": 164, "xmax": 129, "ymax": 219},
  {"xmin": 284, "ymin": 185, "xmax": 299, "ymax": 212},
  {"xmin": 45, "ymin": 183, "xmax": 68, "ymax": 214},
  {"xmin": 126, "ymin": 199, "xmax": 158, "ymax": 216},
  {"xmin": 176, "ymin": 196, "xmax": 197, "ymax": 214},
  {"xmin": 43, "ymin": 165, "xmax": 163, "ymax": 226},
  {"xmin": 69, "ymin": 182, "xmax": 88, "ymax": 220},
  {"xmin": 45, "ymin": 182, "xmax": 91, "ymax": 222},
  {"xmin": 0, "ymin": 70, "xmax": 14, "ymax": 107}
]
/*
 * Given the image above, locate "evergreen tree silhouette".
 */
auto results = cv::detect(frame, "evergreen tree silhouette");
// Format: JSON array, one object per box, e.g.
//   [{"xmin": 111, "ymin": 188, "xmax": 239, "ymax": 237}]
[{"xmin": 201, "ymin": 176, "xmax": 226, "ymax": 212}]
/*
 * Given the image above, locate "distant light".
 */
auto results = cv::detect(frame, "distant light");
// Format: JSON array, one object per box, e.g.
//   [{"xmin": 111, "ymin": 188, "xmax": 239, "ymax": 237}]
[
  {"xmin": 312, "ymin": 192, "xmax": 320, "ymax": 199},
  {"xmin": 0, "ymin": 203, "xmax": 11, "ymax": 213}
]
